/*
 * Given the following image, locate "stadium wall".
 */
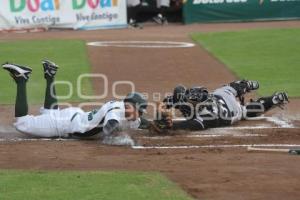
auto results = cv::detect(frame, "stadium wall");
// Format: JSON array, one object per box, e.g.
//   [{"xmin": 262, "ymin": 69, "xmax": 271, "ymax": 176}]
[
  {"xmin": 183, "ymin": 0, "xmax": 300, "ymax": 24},
  {"xmin": 0, "ymin": 0, "xmax": 127, "ymax": 31}
]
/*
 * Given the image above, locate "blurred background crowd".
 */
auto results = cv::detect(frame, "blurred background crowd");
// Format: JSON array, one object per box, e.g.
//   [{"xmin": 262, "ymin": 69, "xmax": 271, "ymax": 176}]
[{"xmin": 127, "ymin": 0, "xmax": 183, "ymax": 28}]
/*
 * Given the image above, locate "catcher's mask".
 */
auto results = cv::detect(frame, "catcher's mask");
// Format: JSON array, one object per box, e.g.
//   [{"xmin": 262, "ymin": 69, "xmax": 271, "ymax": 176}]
[
  {"xmin": 185, "ymin": 86, "xmax": 209, "ymax": 104},
  {"xmin": 173, "ymin": 85, "xmax": 187, "ymax": 103}
]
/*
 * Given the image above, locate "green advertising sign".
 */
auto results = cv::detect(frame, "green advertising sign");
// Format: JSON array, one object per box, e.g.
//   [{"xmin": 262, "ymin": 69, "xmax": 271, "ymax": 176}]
[{"xmin": 183, "ymin": 0, "xmax": 300, "ymax": 24}]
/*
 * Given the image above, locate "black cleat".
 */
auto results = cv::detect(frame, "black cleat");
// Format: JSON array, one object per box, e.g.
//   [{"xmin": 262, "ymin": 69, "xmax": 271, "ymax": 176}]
[
  {"xmin": 244, "ymin": 80, "xmax": 259, "ymax": 92},
  {"xmin": 153, "ymin": 14, "xmax": 168, "ymax": 25},
  {"xmin": 230, "ymin": 80, "xmax": 259, "ymax": 97},
  {"xmin": 128, "ymin": 19, "xmax": 143, "ymax": 29},
  {"xmin": 2, "ymin": 63, "xmax": 32, "ymax": 82},
  {"xmin": 272, "ymin": 92, "xmax": 289, "ymax": 108},
  {"xmin": 42, "ymin": 60, "xmax": 58, "ymax": 79}
]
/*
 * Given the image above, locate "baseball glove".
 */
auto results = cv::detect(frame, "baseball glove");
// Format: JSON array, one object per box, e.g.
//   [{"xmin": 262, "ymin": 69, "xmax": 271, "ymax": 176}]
[{"xmin": 148, "ymin": 102, "xmax": 173, "ymax": 135}]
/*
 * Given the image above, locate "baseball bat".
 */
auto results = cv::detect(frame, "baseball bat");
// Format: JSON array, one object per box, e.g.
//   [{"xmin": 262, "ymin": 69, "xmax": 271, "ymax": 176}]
[{"xmin": 247, "ymin": 147, "xmax": 300, "ymax": 155}]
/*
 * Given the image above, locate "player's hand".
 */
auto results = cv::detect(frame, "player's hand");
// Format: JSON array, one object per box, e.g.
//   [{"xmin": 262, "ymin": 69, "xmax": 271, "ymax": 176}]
[
  {"xmin": 148, "ymin": 102, "xmax": 173, "ymax": 135},
  {"xmin": 165, "ymin": 116, "xmax": 173, "ymax": 128}
]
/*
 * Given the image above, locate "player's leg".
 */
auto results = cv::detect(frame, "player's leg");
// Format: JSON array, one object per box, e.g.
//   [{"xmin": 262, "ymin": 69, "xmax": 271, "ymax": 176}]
[
  {"xmin": 42, "ymin": 60, "xmax": 59, "ymax": 110},
  {"xmin": 245, "ymin": 92, "xmax": 289, "ymax": 117},
  {"xmin": 2, "ymin": 63, "xmax": 32, "ymax": 117},
  {"xmin": 213, "ymin": 85, "xmax": 243, "ymax": 120},
  {"xmin": 127, "ymin": 0, "xmax": 142, "ymax": 28},
  {"xmin": 2, "ymin": 62, "xmax": 75, "ymax": 138},
  {"xmin": 229, "ymin": 80, "xmax": 259, "ymax": 98},
  {"xmin": 213, "ymin": 81, "xmax": 262, "ymax": 123},
  {"xmin": 213, "ymin": 80, "xmax": 259, "ymax": 109},
  {"xmin": 17, "ymin": 107, "xmax": 85, "ymax": 138},
  {"xmin": 154, "ymin": 0, "xmax": 170, "ymax": 25}
]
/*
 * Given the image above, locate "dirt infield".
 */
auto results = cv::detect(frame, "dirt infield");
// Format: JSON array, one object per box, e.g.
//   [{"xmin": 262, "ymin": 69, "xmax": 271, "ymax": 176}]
[{"xmin": 1, "ymin": 21, "xmax": 300, "ymax": 200}]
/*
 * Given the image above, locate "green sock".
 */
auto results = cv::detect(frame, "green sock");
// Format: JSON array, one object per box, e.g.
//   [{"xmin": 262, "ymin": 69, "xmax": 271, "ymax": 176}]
[
  {"xmin": 44, "ymin": 77, "xmax": 58, "ymax": 109},
  {"xmin": 15, "ymin": 80, "xmax": 28, "ymax": 117}
]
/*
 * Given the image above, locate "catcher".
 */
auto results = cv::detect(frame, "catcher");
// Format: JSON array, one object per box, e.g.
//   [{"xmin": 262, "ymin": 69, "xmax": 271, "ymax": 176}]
[
  {"xmin": 2, "ymin": 61, "xmax": 148, "ymax": 145},
  {"xmin": 149, "ymin": 80, "xmax": 289, "ymax": 133}
]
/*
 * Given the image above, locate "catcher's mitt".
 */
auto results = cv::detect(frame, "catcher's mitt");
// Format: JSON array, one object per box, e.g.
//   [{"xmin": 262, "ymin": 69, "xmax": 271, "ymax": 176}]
[{"xmin": 148, "ymin": 102, "xmax": 173, "ymax": 135}]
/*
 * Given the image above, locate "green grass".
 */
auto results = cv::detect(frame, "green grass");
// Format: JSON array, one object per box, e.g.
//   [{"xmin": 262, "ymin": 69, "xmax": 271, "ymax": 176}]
[
  {"xmin": 0, "ymin": 40, "xmax": 93, "ymax": 104},
  {"xmin": 192, "ymin": 28, "xmax": 300, "ymax": 97},
  {"xmin": 0, "ymin": 170, "xmax": 192, "ymax": 200}
]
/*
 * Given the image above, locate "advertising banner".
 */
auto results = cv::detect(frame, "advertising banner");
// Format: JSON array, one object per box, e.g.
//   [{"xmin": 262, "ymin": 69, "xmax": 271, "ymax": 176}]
[
  {"xmin": 183, "ymin": 0, "xmax": 300, "ymax": 24},
  {"xmin": 0, "ymin": 0, "xmax": 127, "ymax": 31}
]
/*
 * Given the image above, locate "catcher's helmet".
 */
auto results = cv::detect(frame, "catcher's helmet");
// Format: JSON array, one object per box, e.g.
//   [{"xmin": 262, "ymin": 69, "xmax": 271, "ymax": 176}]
[
  {"xmin": 185, "ymin": 86, "xmax": 209, "ymax": 103},
  {"xmin": 173, "ymin": 85, "xmax": 187, "ymax": 103}
]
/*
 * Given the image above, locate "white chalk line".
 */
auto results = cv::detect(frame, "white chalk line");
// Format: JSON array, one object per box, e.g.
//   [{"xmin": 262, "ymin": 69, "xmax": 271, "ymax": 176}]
[
  {"xmin": 173, "ymin": 116, "xmax": 270, "ymax": 122},
  {"xmin": 132, "ymin": 144, "xmax": 300, "ymax": 150},
  {"xmin": 265, "ymin": 116, "xmax": 294, "ymax": 128},
  {"xmin": 87, "ymin": 41, "xmax": 195, "ymax": 48},
  {"xmin": 0, "ymin": 138, "xmax": 77, "ymax": 142},
  {"xmin": 142, "ymin": 134, "xmax": 267, "ymax": 140},
  {"xmin": 207, "ymin": 126, "xmax": 294, "ymax": 131},
  {"xmin": 246, "ymin": 116, "xmax": 293, "ymax": 128},
  {"xmin": 188, "ymin": 133, "xmax": 267, "ymax": 137},
  {"xmin": 173, "ymin": 115, "xmax": 295, "ymax": 130}
]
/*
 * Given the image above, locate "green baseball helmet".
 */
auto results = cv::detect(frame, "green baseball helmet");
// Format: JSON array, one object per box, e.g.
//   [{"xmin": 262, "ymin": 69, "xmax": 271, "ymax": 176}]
[{"xmin": 124, "ymin": 92, "xmax": 148, "ymax": 114}]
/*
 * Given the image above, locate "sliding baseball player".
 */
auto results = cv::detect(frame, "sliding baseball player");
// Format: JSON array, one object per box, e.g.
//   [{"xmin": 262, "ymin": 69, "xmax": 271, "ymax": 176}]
[{"xmin": 2, "ymin": 61, "xmax": 148, "ymax": 145}]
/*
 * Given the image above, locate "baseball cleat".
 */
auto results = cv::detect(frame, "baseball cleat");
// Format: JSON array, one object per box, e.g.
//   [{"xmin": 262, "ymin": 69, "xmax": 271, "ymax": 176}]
[
  {"xmin": 229, "ymin": 80, "xmax": 259, "ymax": 97},
  {"xmin": 245, "ymin": 80, "xmax": 259, "ymax": 91},
  {"xmin": 153, "ymin": 14, "xmax": 168, "ymax": 25},
  {"xmin": 2, "ymin": 63, "xmax": 32, "ymax": 81},
  {"xmin": 272, "ymin": 92, "xmax": 289, "ymax": 107},
  {"xmin": 128, "ymin": 19, "xmax": 143, "ymax": 29},
  {"xmin": 42, "ymin": 60, "xmax": 58, "ymax": 79}
]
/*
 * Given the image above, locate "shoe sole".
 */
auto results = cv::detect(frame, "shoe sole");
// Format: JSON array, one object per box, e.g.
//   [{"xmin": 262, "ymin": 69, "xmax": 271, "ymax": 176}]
[
  {"xmin": 278, "ymin": 93, "xmax": 289, "ymax": 102},
  {"xmin": 3, "ymin": 64, "xmax": 32, "ymax": 74},
  {"xmin": 153, "ymin": 17, "xmax": 163, "ymax": 25},
  {"xmin": 248, "ymin": 80, "xmax": 259, "ymax": 90},
  {"xmin": 2, "ymin": 64, "xmax": 32, "ymax": 79},
  {"xmin": 42, "ymin": 60, "xmax": 59, "ymax": 69},
  {"xmin": 273, "ymin": 92, "xmax": 289, "ymax": 104}
]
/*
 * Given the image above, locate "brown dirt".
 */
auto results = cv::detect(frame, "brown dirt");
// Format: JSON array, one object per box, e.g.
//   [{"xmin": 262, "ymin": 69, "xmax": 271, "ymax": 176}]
[
  {"xmin": 1, "ymin": 21, "xmax": 300, "ymax": 200},
  {"xmin": 1, "ymin": 141, "xmax": 300, "ymax": 200}
]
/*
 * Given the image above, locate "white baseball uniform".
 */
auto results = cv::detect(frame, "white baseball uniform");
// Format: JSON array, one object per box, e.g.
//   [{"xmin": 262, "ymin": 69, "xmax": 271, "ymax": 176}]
[
  {"xmin": 212, "ymin": 86, "xmax": 244, "ymax": 124},
  {"xmin": 157, "ymin": 0, "xmax": 170, "ymax": 7},
  {"xmin": 127, "ymin": 0, "xmax": 140, "ymax": 7},
  {"xmin": 14, "ymin": 101, "xmax": 141, "ymax": 138}
]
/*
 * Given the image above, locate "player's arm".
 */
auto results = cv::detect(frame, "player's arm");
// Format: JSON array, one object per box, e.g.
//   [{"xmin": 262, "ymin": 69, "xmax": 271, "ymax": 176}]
[
  {"xmin": 102, "ymin": 119, "xmax": 135, "ymax": 146},
  {"xmin": 139, "ymin": 102, "xmax": 173, "ymax": 134},
  {"xmin": 102, "ymin": 119, "xmax": 120, "ymax": 137},
  {"xmin": 139, "ymin": 117, "xmax": 151, "ymax": 129}
]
